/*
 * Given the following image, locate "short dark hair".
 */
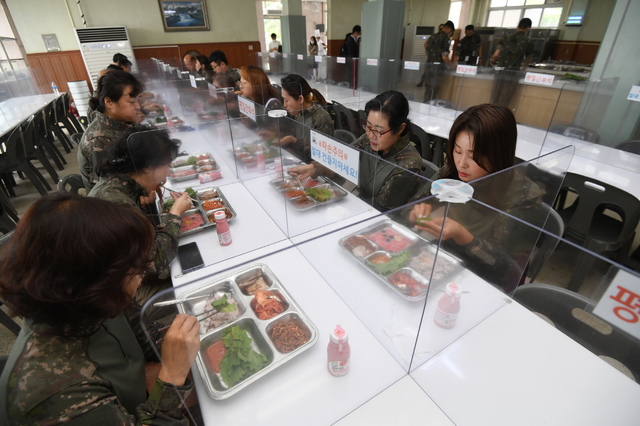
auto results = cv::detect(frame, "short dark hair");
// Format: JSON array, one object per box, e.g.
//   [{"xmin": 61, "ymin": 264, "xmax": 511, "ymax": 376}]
[
  {"xmin": 213, "ymin": 73, "xmax": 236, "ymax": 89},
  {"xmin": 352, "ymin": 25, "xmax": 361, "ymax": 34},
  {"xmin": 118, "ymin": 59, "xmax": 132, "ymax": 69},
  {"xmin": 465, "ymin": 25, "xmax": 475, "ymax": 31},
  {"xmin": 89, "ymin": 70, "xmax": 144, "ymax": 113},
  {"xmin": 281, "ymin": 73, "xmax": 327, "ymax": 106},
  {"xmin": 208, "ymin": 50, "xmax": 229, "ymax": 66},
  {"xmin": 518, "ymin": 18, "xmax": 532, "ymax": 29},
  {"xmin": 196, "ymin": 55, "xmax": 213, "ymax": 70},
  {"xmin": 98, "ymin": 126, "xmax": 181, "ymax": 176},
  {"xmin": 365, "ymin": 90, "xmax": 411, "ymax": 136},
  {"xmin": 113, "ymin": 53, "xmax": 127, "ymax": 63},
  {"xmin": 441, "ymin": 104, "xmax": 516, "ymax": 179},
  {"xmin": 271, "ymin": 33, "xmax": 277, "ymax": 38},
  {"xmin": 443, "ymin": 21, "xmax": 455, "ymax": 30},
  {"xmin": 0, "ymin": 194, "xmax": 155, "ymax": 326}
]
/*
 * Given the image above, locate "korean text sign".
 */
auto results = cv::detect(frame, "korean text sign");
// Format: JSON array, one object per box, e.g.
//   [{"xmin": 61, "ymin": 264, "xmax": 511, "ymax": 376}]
[
  {"xmin": 524, "ymin": 72, "xmax": 555, "ymax": 86},
  {"xmin": 592, "ymin": 270, "xmax": 640, "ymax": 340},
  {"xmin": 238, "ymin": 96, "xmax": 256, "ymax": 122},
  {"xmin": 310, "ymin": 130, "xmax": 359, "ymax": 185}
]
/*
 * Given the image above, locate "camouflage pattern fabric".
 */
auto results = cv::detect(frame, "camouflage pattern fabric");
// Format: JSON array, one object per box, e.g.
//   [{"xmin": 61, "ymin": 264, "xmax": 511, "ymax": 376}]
[
  {"xmin": 425, "ymin": 30, "xmax": 451, "ymax": 63},
  {"xmin": 286, "ymin": 104, "xmax": 334, "ymax": 162},
  {"xmin": 455, "ymin": 33, "xmax": 482, "ymax": 62},
  {"xmin": 0, "ymin": 314, "xmax": 192, "ymax": 425},
  {"xmin": 495, "ymin": 31, "xmax": 533, "ymax": 69},
  {"xmin": 88, "ymin": 174, "xmax": 180, "ymax": 281},
  {"xmin": 422, "ymin": 30, "xmax": 451, "ymax": 102},
  {"xmin": 352, "ymin": 132, "xmax": 423, "ymax": 211},
  {"xmin": 77, "ymin": 111, "xmax": 130, "ymax": 191}
]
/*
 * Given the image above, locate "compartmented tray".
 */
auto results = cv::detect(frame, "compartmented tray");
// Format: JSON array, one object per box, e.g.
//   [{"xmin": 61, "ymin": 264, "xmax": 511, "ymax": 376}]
[
  {"xmin": 338, "ymin": 219, "xmax": 463, "ymax": 301},
  {"xmin": 176, "ymin": 263, "xmax": 318, "ymax": 400},
  {"xmin": 171, "ymin": 186, "xmax": 237, "ymax": 237},
  {"xmin": 169, "ymin": 152, "xmax": 220, "ymax": 182},
  {"xmin": 233, "ymin": 143, "xmax": 281, "ymax": 165},
  {"xmin": 268, "ymin": 176, "xmax": 348, "ymax": 211}
]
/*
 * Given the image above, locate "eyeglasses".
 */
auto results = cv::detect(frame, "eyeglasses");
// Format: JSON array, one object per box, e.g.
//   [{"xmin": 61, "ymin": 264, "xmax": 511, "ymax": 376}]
[{"xmin": 362, "ymin": 124, "xmax": 392, "ymax": 138}]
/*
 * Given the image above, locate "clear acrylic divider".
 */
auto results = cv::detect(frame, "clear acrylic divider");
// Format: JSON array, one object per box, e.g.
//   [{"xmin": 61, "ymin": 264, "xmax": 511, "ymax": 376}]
[{"xmin": 451, "ymin": 66, "xmax": 493, "ymax": 113}]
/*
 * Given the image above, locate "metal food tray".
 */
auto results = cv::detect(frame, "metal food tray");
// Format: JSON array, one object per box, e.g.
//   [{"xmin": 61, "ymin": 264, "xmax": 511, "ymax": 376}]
[
  {"xmin": 169, "ymin": 152, "xmax": 219, "ymax": 182},
  {"xmin": 234, "ymin": 144, "xmax": 280, "ymax": 164},
  {"xmin": 176, "ymin": 263, "xmax": 318, "ymax": 400},
  {"xmin": 175, "ymin": 186, "xmax": 237, "ymax": 237},
  {"xmin": 268, "ymin": 177, "xmax": 348, "ymax": 212},
  {"xmin": 338, "ymin": 219, "xmax": 463, "ymax": 301}
]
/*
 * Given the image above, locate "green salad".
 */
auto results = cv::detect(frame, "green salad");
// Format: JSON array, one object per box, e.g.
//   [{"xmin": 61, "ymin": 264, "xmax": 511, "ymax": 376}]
[
  {"xmin": 305, "ymin": 187, "xmax": 334, "ymax": 202},
  {"xmin": 219, "ymin": 326, "xmax": 269, "ymax": 387},
  {"xmin": 368, "ymin": 250, "xmax": 411, "ymax": 275}
]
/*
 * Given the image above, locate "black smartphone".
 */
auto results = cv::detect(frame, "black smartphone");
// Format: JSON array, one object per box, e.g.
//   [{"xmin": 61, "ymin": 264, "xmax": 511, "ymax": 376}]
[{"xmin": 177, "ymin": 242, "xmax": 205, "ymax": 274}]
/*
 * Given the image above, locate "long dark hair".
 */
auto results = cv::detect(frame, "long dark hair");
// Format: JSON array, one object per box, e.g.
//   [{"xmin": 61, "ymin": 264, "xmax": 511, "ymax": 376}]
[
  {"xmin": 0, "ymin": 194, "xmax": 155, "ymax": 326},
  {"xmin": 196, "ymin": 55, "xmax": 213, "ymax": 71},
  {"xmin": 364, "ymin": 90, "xmax": 411, "ymax": 136},
  {"xmin": 97, "ymin": 126, "xmax": 181, "ymax": 176},
  {"xmin": 240, "ymin": 65, "xmax": 280, "ymax": 105},
  {"xmin": 280, "ymin": 74, "xmax": 327, "ymax": 107},
  {"xmin": 440, "ymin": 104, "xmax": 516, "ymax": 179},
  {"xmin": 89, "ymin": 69, "xmax": 144, "ymax": 113}
]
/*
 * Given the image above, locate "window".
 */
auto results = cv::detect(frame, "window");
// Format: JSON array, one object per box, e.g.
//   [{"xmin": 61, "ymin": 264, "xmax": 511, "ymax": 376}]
[
  {"xmin": 0, "ymin": 4, "xmax": 27, "ymax": 71},
  {"xmin": 487, "ymin": 1, "xmax": 563, "ymax": 28}
]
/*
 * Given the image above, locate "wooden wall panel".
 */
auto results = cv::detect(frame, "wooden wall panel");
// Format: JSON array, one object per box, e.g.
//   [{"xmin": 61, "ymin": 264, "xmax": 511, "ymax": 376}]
[
  {"xmin": 553, "ymin": 41, "xmax": 601, "ymax": 65},
  {"xmin": 26, "ymin": 50, "xmax": 91, "ymax": 96},
  {"xmin": 328, "ymin": 39, "xmax": 343, "ymax": 57},
  {"xmin": 133, "ymin": 41, "xmax": 261, "ymax": 69}
]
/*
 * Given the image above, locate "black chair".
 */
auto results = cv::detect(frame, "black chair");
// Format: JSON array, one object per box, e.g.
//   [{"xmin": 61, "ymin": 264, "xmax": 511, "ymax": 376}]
[
  {"xmin": 555, "ymin": 172, "xmax": 640, "ymax": 292},
  {"xmin": 333, "ymin": 129, "xmax": 356, "ymax": 144},
  {"xmin": 331, "ymin": 102, "xmax": 362, "ymax": 137},
  {"xmin": 615, "ymin": 140, "xmax": 640, "ymax": 155},
  {"xmin": 549, "ymin": 124, "xmax": 600, "ymax": 143},
  {"xmin": 34, "ymin": 110, "xmax": 66, "ymax": 170},
  {"xmin": 0, "ymin": 126, "xmax": 51, "ymax": 196},
  {"xmin": 21, "ymin": 115, "xmax": 59, "ymax": 186},
  {"xmin": 61, "ymin": 92, "xmax": 85, "ymax": 133},
  {"xmin": 513, "ymin": 283, "xmax": 640, "ymax": 382},
  {"xmin": 44, "ymin": 101, "xmax": 72, "ymax": 153},
  {"xmin": 409, "ymin": 123, "xmax": 430, "ymax": 160},
  {"xmin": 0, "ymin": 231, "xmax": 21, "ymax": 336},
  {"xmin": 70, "ymin": 133, "xmax": 83, "ymax": 146},
  {"xmin": 57, "ymin": 174, "xmax": 84, "ymax": 195},
  {"xmin": 0, "ymin": 183, "xmax": 18, "ymax": 223},
  {"xmin": 421, "ymin": 158, "xmax": 439, "ymax": 178},
  {"xmin": 526, "ymin": 204, "xmax": 564, "ymax": 282}
]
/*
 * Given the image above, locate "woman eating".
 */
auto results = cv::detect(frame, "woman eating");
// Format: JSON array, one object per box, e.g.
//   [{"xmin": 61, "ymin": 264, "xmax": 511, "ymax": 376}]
[
  {"xmin": 0, "ymin": 194, "xmax": 200, "ymax": 425},
  {"xmin": 406, "ymin": 104, "xmax": 543, "ymax": 291},
  {"xmin": 79, "ymin": 70, "xmax": 143, "ymax": 191},
  {"xmin": 291, "ymin": 90, "xmax": 422, "ymax": 211},
  {"xmin": 195, "ymin": 55, "xmax": 215, "ymax": 83},
  {"xmin": 279, "ymin": 73, "xmax": 334, "ymax": 162},
  {"xmin": 89, "ymin": 126, "xmax": 191, "ymax": 301},
  {"xmin": 238, "ymin": 65, "xmax": 283, "ymax": 110}
]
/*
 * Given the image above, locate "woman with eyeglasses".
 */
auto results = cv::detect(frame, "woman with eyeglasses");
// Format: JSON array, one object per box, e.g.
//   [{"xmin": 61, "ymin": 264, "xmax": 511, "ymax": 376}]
[
  {"xmin": 89, "ymin": 126, "xmax": 191, "ymax": 303},
  {"xmin": 290, "ymin": 90, "xmax": 422, "ymax": 211},
  {"xmin": 0, "ymin": 194, "xmax": 200, "ymax": 425},
  {"xmin": 279, "ymin": 73, "xmax": 333, "ymax": 162}
]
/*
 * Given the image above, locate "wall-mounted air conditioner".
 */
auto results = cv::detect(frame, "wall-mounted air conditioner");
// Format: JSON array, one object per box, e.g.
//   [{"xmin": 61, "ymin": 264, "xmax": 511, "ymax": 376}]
[{"xmin": 74, "ymin": 26, "xmax": 137, "ymax": 91}]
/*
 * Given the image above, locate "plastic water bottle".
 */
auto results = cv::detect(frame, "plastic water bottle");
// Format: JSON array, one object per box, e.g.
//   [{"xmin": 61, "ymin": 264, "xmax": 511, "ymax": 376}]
[{"xmin": 51, "ymin": 82, "xmax": 59, "ymax": 96}]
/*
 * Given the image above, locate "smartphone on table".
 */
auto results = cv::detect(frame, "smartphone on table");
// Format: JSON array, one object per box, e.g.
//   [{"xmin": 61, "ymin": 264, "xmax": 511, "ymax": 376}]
[{"xmin": 177, "ymin": 242, "xmax": 205, "ymax": 274}]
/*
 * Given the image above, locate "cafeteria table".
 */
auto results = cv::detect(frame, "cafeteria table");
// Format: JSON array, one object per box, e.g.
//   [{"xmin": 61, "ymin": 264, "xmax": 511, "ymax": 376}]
[{"xmin": 0, "ymin": 93, "xmax": 59, "ymax": 137}]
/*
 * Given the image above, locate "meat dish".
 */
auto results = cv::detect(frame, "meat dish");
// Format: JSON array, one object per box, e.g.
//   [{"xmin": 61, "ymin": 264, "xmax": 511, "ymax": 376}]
[
  {"xmin": 237, "ymin": 270, "xmax": 270, "ymax": 295},
  {"xmin": 180, "ymin": 213, "xmax": 204, "ymax": 233},
  {"xmin": 171, "ymin": 169, "xmax": 197, "ymax": 178},
  {"xmin": 367, "ymin": 228, "xmax": 414, "ymax": 253},
  {"xmin": 292, "ymin": 197, "xmax": 314, "ymax": 209},
  {"xmin": 343, "ymin": 235, "xmax": 376, "ymax": 258},
  {"xmin": 285, "ymin": 189, "xmax": 305, "ymax": 199},
  {"xmin": 252, "ymin": 290, "xmax": 285, "ymax": 320},
  {"xmin": 409, "ymin": 249, "xmax": 456, "ymax": 281},
  {"xmin": 205, "ymin": 340, "xmax": 226, "ymax": 374},
  {"xmin": 389, "ymin": 271, "xmax": 428, "ymax": 297},
  {"xmin": 198, "ymin": 189, "xmax": 219, "ymax": 200},
  {"xmin": 269, "ymin": 322, "xmax": 309, "ymax": 353}
]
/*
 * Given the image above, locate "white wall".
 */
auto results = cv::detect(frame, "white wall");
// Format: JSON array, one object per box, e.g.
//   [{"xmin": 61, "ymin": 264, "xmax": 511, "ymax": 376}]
[{"xmin": 6, "ymin": 0, "xmax": 260, "ymax": 53}]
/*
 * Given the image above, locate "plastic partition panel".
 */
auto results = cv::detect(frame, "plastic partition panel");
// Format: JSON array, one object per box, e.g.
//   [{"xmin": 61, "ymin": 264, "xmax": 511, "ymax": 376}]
[
  {"xmin": 140, "ymin": 243, "xmax": 408, "ymax": 425},
  {"xmin": 452, "ymin": 67, "xmax": 494, "ymax": 112}
]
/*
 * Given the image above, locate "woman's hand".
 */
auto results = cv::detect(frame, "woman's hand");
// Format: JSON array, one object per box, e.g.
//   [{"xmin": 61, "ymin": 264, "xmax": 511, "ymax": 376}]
[
  {"xmin": 289, "ymin": 164, "xmax": 314, "ymax": 180},
  {"xmin": 169, "ymin": 192, "xmax": 192, "ymax": 216},
  {"xmin": 415, "ymin": 216, "xmax": 474, "ymax": 246},
  {"xmin": 158, "ymin": 314, "xmax": 200, "ymax": 386},
  {"xmin": 279, "ymin": 135, "xmax": 297, "ymax": 146},
  {"xmin": 258, "ymin": 129, "xmax": 276, "ymax": 141},
  {"xmin": 409, "ymin": 203, "xmax": 433, "ymax": 224}
]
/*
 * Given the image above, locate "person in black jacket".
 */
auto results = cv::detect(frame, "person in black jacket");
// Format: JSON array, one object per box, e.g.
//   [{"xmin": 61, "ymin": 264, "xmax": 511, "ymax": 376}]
[{"xmin": 344, "ymin": 25, "xmax": 361, "ymax": 88}]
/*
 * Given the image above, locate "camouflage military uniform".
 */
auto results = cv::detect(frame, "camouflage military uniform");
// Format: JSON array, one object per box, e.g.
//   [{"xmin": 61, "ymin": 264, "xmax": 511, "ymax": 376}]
[
  {"xmin": 491, "ymin": 31, "xmax": 534, "ymax": 107},
  {"xmin": 88, "ymin": 173, "xmax": 181, "ymax": 283},
  {"xmin": 78, "ymin": 111, "xmax": 130, "ymax": 191},
  {"xmin": 352, "ymin": 132, "xmax": 423, "ymax": 211},
  {"xmin": 0, "ymin": 307, "xmax": 192, "ymax": 425},
  {"xmin": 284, "ymin": 104, "xmax": 334, "ymax": 162},
  {"xmin": 422, "ymin": 30, "xmax": 451, "ymax": 103},
  {"xmin": 455, "ymin": 33, "xmax": 482, "ymax": 64}
]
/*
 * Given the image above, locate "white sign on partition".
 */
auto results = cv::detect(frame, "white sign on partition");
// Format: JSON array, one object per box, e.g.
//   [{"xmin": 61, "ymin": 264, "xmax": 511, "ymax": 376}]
[
  {"xmin": 176, "ymin": 69, "xmax": 182, "ymax": 78},
  {"xmin": 189, "ymin": 74, "xmax": 197, "ymax": 88},
  {"xmin": 310, "ymin": 130, "xmax": 359, "ymax": 185},
  {"xmin": 163, "ymin": 63, "xmax": 170, "ymax": 72},
  {"xmin": 593, "ymin": 270, "xmax": 640, "ymax": 339},
  {"xmin": 456, "ymin": 65, "xmax": 477, "ymax": 75},
  {"xmin": 283, "ymin": 53, "xmax": 288, "ymax": 58},
  {"xmin": 297, "ymin": 54, "xmax": 304, "ymax": 60},
  {"xmin": 269, "ymin": 52, "xmax": 276, "ymax": 58},
  {"xmin": 238, "ymin": 96, "xmax": 256, "ymax": 122},
  {"xmin": 208, "ymin": 83, "xmax": 218, "ymax": 99},
  {"xmin": 337, "ymin": 57, "xmax": 346, "ymax": 64},
  {"xmin": 367, "ymin": 58, "xmax": 378, "ymax": 66},
  {"xmin": 258, "ymin": 52, "xmax": 262, "ymax": 56},
  {"xmin": 524, "ymin": 72, "xmax": 555, "ymax": 86},
  {"xmin": 315, "ymin": 55, "xmax": 322, "ymax": 63},
  {"xmin": 404, "ymin": 61, "xmax": 420, "ymax": 70},
  {"xmin": 627, "ymin": 85, "xmax": 640, "ymax": 102}
]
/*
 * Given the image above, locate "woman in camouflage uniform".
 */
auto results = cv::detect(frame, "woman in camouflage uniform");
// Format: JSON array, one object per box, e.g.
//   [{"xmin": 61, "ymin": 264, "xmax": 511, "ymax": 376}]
[
  {"xmin": 89, "ymin": 127, "xmax": 192, "ymax": 302},
  {"xmin": 0, "ymin": 194, "xmax": 199, "ymax": 425},
  {"xmin": 279, "ymin": 73, "xmax": 334, "ymax": 162},
  {"xmin": 291, "ymin": 91, "xmax": 423, "ymax": 211}
]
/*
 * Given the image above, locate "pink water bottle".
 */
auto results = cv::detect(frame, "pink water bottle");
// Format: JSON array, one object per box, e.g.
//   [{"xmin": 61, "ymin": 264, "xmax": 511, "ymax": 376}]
[
  {"xmin": 257, "ymin": 144, "xmax": 266, "ymax": 174},
  {"xmin": 327, "ymin": 325, "xmax": 350, "ymax": 376},
  {"xmin": 214, "ymin": 211, "xmax": 232, "ymax": 246},
  {"xmin": 163, "ymin": 105, "xmax": 175, "ymax": 132},
  {"xmin": 434, "ymin": 282, "xmax": 461, "ymax": 329}
]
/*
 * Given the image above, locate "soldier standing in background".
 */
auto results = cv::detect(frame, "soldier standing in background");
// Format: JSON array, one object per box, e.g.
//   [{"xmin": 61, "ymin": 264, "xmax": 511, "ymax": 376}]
[
  {"xmin": 418, "ymin": 21, "xmax": 455, "ymax": 103},
  {"xmin": 489, "ymin": 18, "xmax": 533, "ymax": 108},
  {"xmin": 454, "ymin": 25, "xmax": 482, "ymax": 65}
]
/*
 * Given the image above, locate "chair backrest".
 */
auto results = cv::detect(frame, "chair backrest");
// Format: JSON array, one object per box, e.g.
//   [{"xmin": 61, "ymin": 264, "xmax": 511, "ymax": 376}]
[
  {"xmin": 333, "ymin": 129, "xmax": 356, "ymax": 144},
  {"xmin": 549, "ymin": 124, "xmax": 600, "ymax": 143},
  {"xmin": 0, "ymin": 126, "xmax": 25, "ymax": 166},
  {"xmin": 332, "ymin": 102, "xmax": 361, "ymax": 136},
  {"xmin": 409, "ymin": 123, "xmax": 429, "ymax": 160},
  {"xmin": 337, "ymin": 81, "xmax": 350, "ymax": 88},
  {"xmin": 70, "ymin": 133, "xmax": 83, "ymax": 146},
  {"xmin": 0, "ymin": 203, "xmax": 17, "ymax": 233},
  {"xmin": 20, "ymin": 115, "xmax": 39, "ymax": 156},
  {"xmin": 57, "ymin": 174, "xmax": 85, "ymax": 195},
  {"xmin": 615, "ymin": 140, "xmax": 640, "ymax": 155},
  {"xmin": 421, "ymin": 159, "xmax": 439, "ymax": 178},
  {"xmin": 527, "ymin": 203, "xmax": 563, "ymax": 281},
  {"xmin": 558, "ymin": 172, "xmax": 640, "ymax": 246},
  {"xmin": 427, "ymin": 99, "xmax": 454, "ymax": 109}
]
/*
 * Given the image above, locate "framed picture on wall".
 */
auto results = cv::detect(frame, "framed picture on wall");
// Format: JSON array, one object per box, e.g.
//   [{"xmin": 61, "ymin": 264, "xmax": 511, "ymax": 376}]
[{"xmin": 158, "ymin": 0, "xmax": 210, "ymax": 32}]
